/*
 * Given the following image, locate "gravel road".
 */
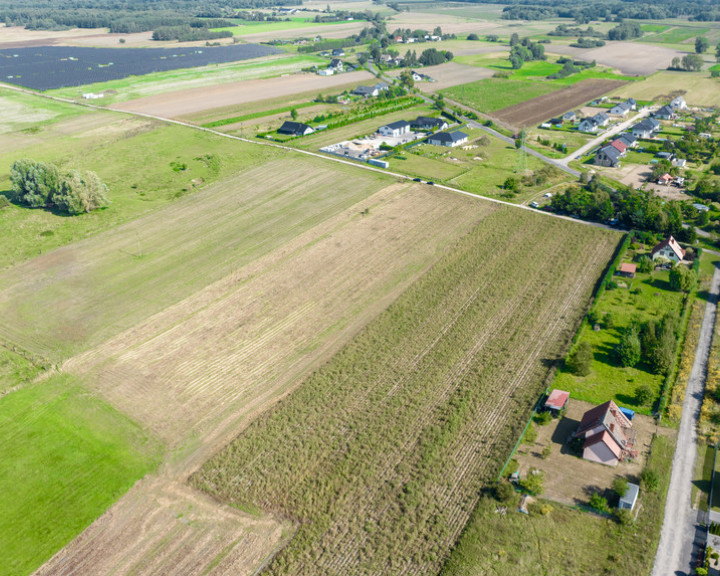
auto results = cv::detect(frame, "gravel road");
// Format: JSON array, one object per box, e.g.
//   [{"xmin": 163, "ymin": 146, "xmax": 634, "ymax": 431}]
[{"xmin": 652, "ymin": 267, "xmax": 720, "ymax": 576}]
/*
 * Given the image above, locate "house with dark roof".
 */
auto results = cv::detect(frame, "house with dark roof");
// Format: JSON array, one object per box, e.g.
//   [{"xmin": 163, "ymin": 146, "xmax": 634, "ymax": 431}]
[
  {"xmin": 331, "ymin": 48, "xmax": 345, "ymax": 57},
  {"xmin": 609, "ymin": 100, "xmax": 632, "ymax": 116},
  {"xmin": 411, "ymin": 116, "xmax": 449, "ymax": 131},
  {"xmin": 593, "ymin": 112, "xmax": 610, "ymax": 127},
  {"xmin": 278, "ymin": 121, "xmax": 314, "ymax": 136},
  {"xmin": 378, "ymin": 120, "xmax": 411, "ymax": 138},
  {"xmin": 631, "ymin": 118, "xmax": 660, "ymax": 138},
  {"xmin": 329, "ymin": 58, "xmax": 343, "ymax": 71},
  {"xmin": 352, "ymin": 85, "xmax": 379, "ymax": 97},
  {"xmin": 654, "ymin": 105, "xmax": 675, "ymax": 120},
  {"xmin": 617, "ymin": 133, "xmax": 638, "ymax": 148},
  {"xmin": 574, "ymin": 400, "xmax": 635, "ymax": 467},
  {"xmin": 579, "ymin": 117, "xmax": 601, "ymax": 133},
  {"xmin": 562, "ymin": 110, "xmax": 576, "ymax": 122},
  {"xmin": 428, "ymin": 131, "xmax": 468, "ymax": 147},
  {"xmin": 651, "ymin": 235, "xmax": 685, "ymax": 263},
  {"xmin": 595, "ymin": 145, "xmax": 622, "ymax": 167}
]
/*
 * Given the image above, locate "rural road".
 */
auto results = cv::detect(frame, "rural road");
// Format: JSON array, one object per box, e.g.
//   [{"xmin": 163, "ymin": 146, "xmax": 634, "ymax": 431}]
[
  {"xmin": 558, "ymin": 107, "xmax": 652, "ymax": 165},
  {"xmin": 652, "ymin": 266, "xmax": 720, "ymax": 576}
]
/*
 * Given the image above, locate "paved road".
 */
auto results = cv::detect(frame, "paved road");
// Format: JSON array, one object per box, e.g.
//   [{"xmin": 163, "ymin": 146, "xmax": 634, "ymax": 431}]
[
  {"xmin": 558, "ymin": 107, "xmax": 651, "ymax": 165},
  {"xmin": 652, "ymin": 267, "xmax": 720, "ymax": 576}
]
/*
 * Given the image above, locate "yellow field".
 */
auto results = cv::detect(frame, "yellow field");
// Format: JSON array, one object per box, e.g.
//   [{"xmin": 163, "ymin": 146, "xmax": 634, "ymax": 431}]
[{"xmin": 611, "ymin": 71, "xmax": 720, "ymax": 106}]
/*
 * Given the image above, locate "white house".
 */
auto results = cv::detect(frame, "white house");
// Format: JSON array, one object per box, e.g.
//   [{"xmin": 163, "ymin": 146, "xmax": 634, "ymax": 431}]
[
  {"xmin": 578, "ymin": 118, "xmax": 600, "ymax": 133},
  {"xmin": 378, "ymin": 120, "xmax": 411, "ymax": 138},
  {"xmin": 318, "ymin": 68, "xmax": 334, "ymax": 76},
  {"xmin": 670, "ymin": 96, "xmax": 687, "ymax": 110},
  {"xmin": 631, "ymin": 118, "xmax": 660, "ymax": 139},
  {"xmin": 428, "ymin": 131, "xmax": 468, "ymax": 147},
  {"xmin": 651, "ymin": 235, "xmax": 685, "ymax": 263}
]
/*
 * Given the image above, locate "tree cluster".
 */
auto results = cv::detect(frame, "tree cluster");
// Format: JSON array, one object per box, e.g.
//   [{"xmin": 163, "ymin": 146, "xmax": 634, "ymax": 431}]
[
  {"xmin": 669, "ymin": 53, "xmax": 704, "ymax": 71},
  {"xmin": 617, "ymin": 311, "xmax": 679, "ymax": 374},
  {"xmin": 10, "ymin": 159, "xmax": 108, "ymax": 215},
  {"xmin": 508, "ymin": 35, "xmax": 546, "ymax": 69},
  {"xmin": 152, "ymin": 25, "xmax": 232, "ymax": 41}
]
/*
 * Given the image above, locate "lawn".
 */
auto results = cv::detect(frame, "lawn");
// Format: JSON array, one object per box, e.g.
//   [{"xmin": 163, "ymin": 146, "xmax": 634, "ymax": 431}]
[
  {"xmin": 527, "ymin": 127, "xmax": 594, "ymax": 158},
  {"xmin": 45, "ymin": 53, "xmax": 325, "ymax": 104},
  {"xmin": 442, "ymin": 78, "xmax": 562, "ymax": 113},
  {"xmin": 610, "ymin": 71, "xmax": 720, "ymax": 107},
  {"xmin": 0, "ymin": 347, "xmax": 40, "ymax": 395},
  {"xmin": 0, "ymin": 374, "xmax": 162, "ymax": 576},
  {"xmin": 552, "ymin": 247, "xmax": 687, "ymax": 414},
  {"xmin": 192, "ymin": 208, "xmax": 619, "ymax": 576},
  {"xmin": 441, "ymin": 434, "xmax": 675, "ymax": 576}
]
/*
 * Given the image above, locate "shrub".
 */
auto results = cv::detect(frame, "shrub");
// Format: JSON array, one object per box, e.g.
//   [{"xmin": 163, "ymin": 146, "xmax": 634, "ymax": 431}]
[
  {"xmin": 520, "ymin": 468, "xmax": 544, "ymax": 495},
  {"xmin": 616, "ymin": 507, "xmax": 634, "ymax": 525},
  {"xmin": 635, "ymin": 384, "xmax": 653, "ymax": 406},
  {"xmin": 495, "ymin": 481, "xmax": 516, "ymax": 503},
  {"xmin": 642, "ymin": 468, "xmax": 659, "ymax": 492},
  {"xmin": 612, "ymin": 477, "xmax": 629, "ymax": 497},
  {"xmin": 567, "ymin": 341, "xmax": 593, "ymax": 376},
  {"xmin": 0, "ymin": 195, "xmax": 10, "ymax": 209},
  {"xmin": 523, "ymin": 423, "xmax": 538, "ymax": 444},
  {"xmin": 603, "ymin": 312, "xmax": 616, "ymax": 329},
  {"xmin": 589, "ymin": 492, "xmax": 610, "ymax": 513},
  {"xmin": 467, "ymin": 33, "xmax": 479, "ymax": 40},
  {"xmin": 637, "ymin": 255, "xmax": 654, "ymax": 273},
  {"xmin": 617, "ymin": 326, "xmax": 641, "ymax": 367},
  {"xmin": 541, "ymin": 444, "xmax": 552, "ymax": 459},
  {"xmin": 534, "ymin": 411, "xmax": 552, "ymax": 426}
]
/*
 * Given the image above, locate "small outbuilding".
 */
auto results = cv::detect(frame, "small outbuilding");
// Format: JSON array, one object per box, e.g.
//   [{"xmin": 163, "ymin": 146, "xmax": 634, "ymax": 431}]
[
  {"xmin": 616, "ymin": 263, "xmax": 637, "ymax": 278},
  {"xmin": 618, "ymin": 482, "xmax": 640, "ymax": 511},
  {"xmin": 544, "ymin": 390, "xmax": 570, "ymax": 415}
]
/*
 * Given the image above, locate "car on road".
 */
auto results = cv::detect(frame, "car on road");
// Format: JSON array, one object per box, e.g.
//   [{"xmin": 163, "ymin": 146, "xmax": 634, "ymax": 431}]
[
  {"xmin": 412, "ymin": 178, "xmax": 422, "ymax": 182},
  {"xmin": 529, "ymin": 201, "xmax": 540, "ymax": 208},
  {"xmin": 427, "ymin": 181, "xmax": 435, "ymax": 186}
]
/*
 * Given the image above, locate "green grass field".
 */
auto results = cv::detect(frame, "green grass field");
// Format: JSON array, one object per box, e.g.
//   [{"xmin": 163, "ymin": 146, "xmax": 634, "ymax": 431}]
[
  {"xmin": 552, "ymin": 247, "xmax": 686, "ymax": 414},
  {"xmin": 641, "ymin": 25, "xmax": 710, "ymax": 44},
  {"xmin": 442, "ymin": 78, "xmax": 561, "ymax": 112},
  {"xmin": 0, "ymin": 347, "xmax": 40, "ymax": 395},
  {"xmin": 0, "ymin": 89, "xmax": 86, "ymax": 134},
  {"xmin": 0, "ymin": 374, "xmax": 161, "ymax": 576},
  {"xmin": 441, "ymin": 434, "xmax": 675, "ymax": 576},
  {"xmin": 213, "ymin": 16, "xmax": 356, "ymax": 35},
  {"xmin": 192, "ymin": 208, "xmax": 618, "ymax": 575},
  {"xmin": 45, "ymin": 53, "xmax": 325, "ymax": 104}
]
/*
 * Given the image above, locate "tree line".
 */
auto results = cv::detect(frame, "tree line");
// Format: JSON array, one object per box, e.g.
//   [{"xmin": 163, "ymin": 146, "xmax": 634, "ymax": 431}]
[{"xmin": 9, "ymin": 159, "xmax": 108, "ymax": 215}]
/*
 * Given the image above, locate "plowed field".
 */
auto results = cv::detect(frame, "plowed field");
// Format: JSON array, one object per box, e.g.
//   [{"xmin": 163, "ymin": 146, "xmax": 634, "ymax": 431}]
[
  {"xmin": 193, "ymin": 209, "xmax": 619, "ymax": 576},
  {"xmin": 492, "ymin": 78, "xmax": 627, "ymax": 127}
]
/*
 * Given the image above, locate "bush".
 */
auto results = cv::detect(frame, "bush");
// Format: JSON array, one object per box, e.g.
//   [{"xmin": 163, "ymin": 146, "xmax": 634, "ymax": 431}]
[
  {"xmin": 541, "ymin": 444, "xmax": 552, "ymax": 459},
  {"xmin": 523, "ymin": 423, "xmax": 538, "ymax": 444},
  {"xmin": 616, "ymin": 507, "xmax": 634, "ymax": 525},
  {"xmin": 637, "ymin": 255, "xmax": 654, "ymax": 273},
  {"xmin": 612, "ymin": 477, "xmax": 629, "ymax": 497},
  {"xmin": 567, "ymin": 341, "xmax": 593, "ymax": 376},
  {"xmin": 603, "ymin": 312, "xmax": 616, "ymax": 329},
  {"xmin": 467, "ymin": 33, "xmax": 479, "ymax": 40},
  {"xmin": 0, "ymin": 195, "xmax": 10, "ymax": 209},
  {"xmin": 589, "ymin": 492, "xmax": 610, "ymax": 513},
  {"xmin": 520, "ymin": 468, "xmax": 544, "ymax": 495},
  {"xmin": 534, "ymin": 411, "xmax": 552, "ymax": 426},
  {"xmin": 642, "ymin": 468, "xmax": 659, "ymax": 492},
  {"xmin": 669, "ymin": 265, "xmax": 697, "ymax": 292},
  {"xmin": 495, "ymin": 481, "xmax": 516, "ymax": 503},
  {"xmin": 617, "ymin": 326, "xmax": 641, "ymax": 367},
  {"xmin": 635, "ymin": 384, "xmax": 654, "ymax": 406}
]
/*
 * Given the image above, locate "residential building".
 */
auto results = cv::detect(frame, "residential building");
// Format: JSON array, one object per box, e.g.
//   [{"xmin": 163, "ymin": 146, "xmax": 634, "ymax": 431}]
[
  {"xmin": 670, "ymin": 96, "xmax": 687, "ymax": 110},
  {"xmin": 428, "ymin": 131, "xmax": 469, "ymax": 147},
  {"xmin": 574, "ymin": 400, "xmax": 636, "ymax": 467},
  {"xmin": 631, "ymin": 118, "xmax": 660, "ymax": 138},
  {"xmin": 651, "ymin": 235, "xmax": 685, "ymax": 262},
  {"xmin": 411, "ymin": 116, "xmax": 449, "ymax": 131},
  {"xmin": 378, "ymin": 120, "xmax": 411, "ymax": 138},
  {"xmin": 331, "ymin": 48, "xmax": 345, "ymax": 57},
  {"xmin": 595, "ymin": 145, "xmax": 622, "ymax": 167},
  {"xmin": 562, "ymin": 110, "xmax": 576, "ymax": 122},
  {"xmin": 617, "ymin": 133, "xmax": 638, "ymax": 148},
  {"xmin": 654, "ymin": 105, "xmax": 675, "ymax": 120},
  {"xmin": 579, "ymin": 117, "xmax": 600, "ymax": 133},
  {"xmin": 593, "ymin": 112, "xmax": 610, "ymax": 127},
  {"xmin": 609, "ymin": 139, "xmax": 628, "ymax": 155},
  {"xmin": 329, "ymin": 58, "xmax": 343, "ymax": 71},
  {"xmin": 609, "ymin": 100, "xmax": 633, "ymax": 116},
  {"xmin": 278, "ymin": 121, "xmax": 314, "ymax": 136},
  {"xmin": 352, "ymin": 85, "xmax": 379, "ymax": 97},
  {"xmin": 673, "ymin": 158, "xmax": 687, "ymax": 168},
  {"xmin": 318, "ymin": 68, "xmax": 334, "ymax": 76}
]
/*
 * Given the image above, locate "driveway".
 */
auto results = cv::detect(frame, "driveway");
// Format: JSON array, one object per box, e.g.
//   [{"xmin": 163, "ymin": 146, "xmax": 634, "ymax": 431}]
[{"xmin": 652, "ymin": 267, "xmax": 720, "ymax": 576}]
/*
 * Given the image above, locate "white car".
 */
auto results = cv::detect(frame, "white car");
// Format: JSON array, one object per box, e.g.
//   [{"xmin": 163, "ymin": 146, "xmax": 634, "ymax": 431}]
[
  {"xmin": 530, "ymin": 201, "xmax": 540, "ymax": 208},
  {"xmin": 544, "ymin": 192, "xmax": 552, "ymax": 198}
]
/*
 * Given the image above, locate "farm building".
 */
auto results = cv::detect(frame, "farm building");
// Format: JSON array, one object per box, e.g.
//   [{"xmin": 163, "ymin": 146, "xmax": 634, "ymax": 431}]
[
  {"xmin": 654, "ymin": 105, "xmax": 675, "ymax": 120},
  {"xmin": 631, "ymin": 118, "xmax": 660, "ymax": 139},
  {"xmin": 411, "ymin": 70, "xmax": 433, "ymax": 82},
  {"xmin": 595, "ymin": 145, "xmax": 622, "ymax": 168},
  {"xmin": 544, "ymin": 389, "xmax": 569, "ymax": 415},
  {"xmin": 411, "ymin": 116, "xmax": 449, "ymax": 131},
  {"xmin": 619, "ymin": 482, "xmax": 640, "ymax": 511},
  {"xmin": 278, "ymin": 121, "xmax": 314, "ymax": 136},
  {"xmin": 616, "ymin": 262, "xmax": 637, "ymax": 278},
  {"xmin": 670, "ymin": 96, "xmax": 687, "ymax": 110},
  {"xmin": 378, "ymin": 121, "xmax": 411, "ymax": 138},
  {"xmin": 428, "ymin": 131, "xmax": 468, "ymax": 147},
  {"xmin": 651, "ymin": 235, "xmax": 685, "ymax": 263},
  {"xmin": 574, "ymin": 400, "xmax": 636, "ymax": 467}
]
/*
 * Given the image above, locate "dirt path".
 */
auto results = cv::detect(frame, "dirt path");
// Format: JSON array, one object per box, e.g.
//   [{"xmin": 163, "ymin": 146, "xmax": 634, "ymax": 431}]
[{"xmin": 652, "ymin": 266, "xmax": 720, "ymax": 576}]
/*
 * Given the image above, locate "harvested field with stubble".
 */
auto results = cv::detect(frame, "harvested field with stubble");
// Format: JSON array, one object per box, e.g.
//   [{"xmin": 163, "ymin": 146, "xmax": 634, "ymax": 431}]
[
  {"xmin": 111, "ymin": 70, "xmax": 374, "ymax": 118},
  {"xmin": 192, "ymin": 210, "xmax": 620, "ymax": 576},
  {"xmin": 492, "ymin": 78, "xmax": 628, "ymax": 127}
]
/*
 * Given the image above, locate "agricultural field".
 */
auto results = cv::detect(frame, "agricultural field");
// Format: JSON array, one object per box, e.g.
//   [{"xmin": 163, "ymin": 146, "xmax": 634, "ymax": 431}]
[
  {"xmin": 212, "ymin": 16, "xmax": 358, "ymax": 36},
  {"xmin": 441, "ymin": 434, "xmax": 675, "ymax": 576},
  {"xmin": 111, "ymin": 70, "xmax": 374, "ymax": 118},
  {"xmin": 192, "ymin": 209, "xmax": 619, "ymax": 576},
  {"xmin": 0, "ymin": 374, "xmax": 161, "ymax": 576},
  {"xmin": 610, "ymin": 71, "xmax": 720, "ymax": 108},
  {"xmin": 45, "ymin": 53, "xmax": 328, "ymax": 104},
  {"xmin": 0, "ymin": 44, "xmax": 282, "ymax": 91},
  {"xmin": 442, "ymin": 78, "xmax": 561, "ymax": 113},
  {"xmin": 386, "ymin": 62, "xmax": 495, "ymax": 92},
  {"xmin": 553, "ymin": 244, "xmax": 687, "ymax": 414}
]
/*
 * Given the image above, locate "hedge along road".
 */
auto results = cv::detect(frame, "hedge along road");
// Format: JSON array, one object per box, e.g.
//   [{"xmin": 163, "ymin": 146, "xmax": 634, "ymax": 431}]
[{"xmin": 0, "ymin": 81, "xmax": 608, "ymax": 229}]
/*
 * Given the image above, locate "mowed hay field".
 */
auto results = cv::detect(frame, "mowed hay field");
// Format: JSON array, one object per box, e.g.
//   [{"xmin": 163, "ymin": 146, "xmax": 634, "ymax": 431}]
[
  {"xmin": 492, "ymin": 79, "xmax": 627, "ymax": 127},
  {"xmin": 192, "ymin": 210, "xmax": 620, "ymax": 576},
  {"xmin": 610, "ymin": 71, "xmax": 720, "ymax": 107}
]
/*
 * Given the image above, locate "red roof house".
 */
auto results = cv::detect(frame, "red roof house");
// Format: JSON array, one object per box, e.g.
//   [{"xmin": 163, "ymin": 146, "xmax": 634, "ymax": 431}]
[
  {"xmin": 658, "ymin": 173, "xmax": 673, "ymax": 185},
  {"xmin": 575, "ymin": 400, "xmax": 635, "ymax": 466},
  {"xmin": 610, "ymin": 139, "xmax": 628, "ymax": 154},
  {"xmin": 651, "ymin": 235, "xmax": 685, "ymax": 263},
  {"xmin": 616, "ymin": 262, "xmax": 637, "ymax": 278}
]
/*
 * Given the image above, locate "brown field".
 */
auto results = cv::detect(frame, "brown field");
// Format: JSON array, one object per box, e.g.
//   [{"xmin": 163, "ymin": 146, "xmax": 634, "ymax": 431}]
[
  {"xmin": 386, "ymin": 62, "xmax": 494, "ymax": 92},
  {"xmin": 492, "ymin": 78, "xmax": 627, "ymax": 127},
  {"xmin": 548, "ymin": 41, "xmax": 687, "ymax": 76},
  {"xmin": 111, "ymin": 70, "xmax": 374, "ymax": 118}
]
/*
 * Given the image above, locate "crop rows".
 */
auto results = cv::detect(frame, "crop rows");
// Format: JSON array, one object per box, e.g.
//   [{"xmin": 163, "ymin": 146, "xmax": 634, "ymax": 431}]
[{"xmin": 192, "ymin": 208, "xmax": 619, "ymax": 576}]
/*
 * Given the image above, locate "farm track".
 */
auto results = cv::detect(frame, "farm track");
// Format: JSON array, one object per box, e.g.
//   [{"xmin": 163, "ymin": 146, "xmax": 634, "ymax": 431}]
[{"xmin": 193, "ymin": 209, "xmax": 619, "ymax": 576}]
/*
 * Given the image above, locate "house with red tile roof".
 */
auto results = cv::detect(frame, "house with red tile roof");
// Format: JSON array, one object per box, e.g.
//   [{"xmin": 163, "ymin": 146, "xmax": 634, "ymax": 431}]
[{"xmin": 574, "ymin": 400, "xmax": 636, "ymax": 467}]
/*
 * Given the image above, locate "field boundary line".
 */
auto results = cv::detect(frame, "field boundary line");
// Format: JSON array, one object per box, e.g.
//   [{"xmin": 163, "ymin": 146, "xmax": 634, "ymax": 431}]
[{"xmin": 0, "ymin": 82, "xmax": 613, "ymax": 232}]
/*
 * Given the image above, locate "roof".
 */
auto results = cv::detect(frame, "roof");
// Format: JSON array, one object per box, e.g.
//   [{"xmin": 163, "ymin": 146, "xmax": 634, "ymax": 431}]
[
  {"xmin": 584, "ymin": 430, "xmax": 623, "ymax": 459},
  {"xmin": 598, "ymin": 145, "xmax": 622, "ymax": 161},
  {"xmin": 611, "ymin": 101, "xmax": 631, "ymax": 113},
  {"xmin": 278, "ymin": 121, "xmax": 312, "ymax": 135},
  {"xmin": 412, "ymin": 116, "xmax": 446, "ymax": 127},
  {"xmin": 577, "ymin": 400, "xmax": 633, "ymax": 448},
  {"xmin": 430, "ymin": 131, "xmax": 468, "ymax": 143},
  {"xmin": 381, "ymin": 120, "xmax": 410, "ymax": 130},
  {"xmin": 655, "ymin": 105, "xmax": 674, "ymax": 117},
  {"xmin": 610, "ymin": 139, "xmax": 627, "ymax": 153},
  {"xmin": 619, "ymin": 482, "xmax": 640, "ymax": 507},
  {"xmin": 651, "ymin": 235, "xmax": 686, "ymax": 260},
  {"xmin": 353, "ymin": 85, "xmax": 376, "ymax": 95},
  {"xmin": 618, "ymin": 133, "xmax": 637, "ymax": 146},
  {"xmin": 545, "ymin": 389, "xmax": 570, "ymax": 410},
  {"xmin": 562, "ymin": 110, "xmax": 576, "ymax": 119},
  {"xmin": 330, "ymin": 58, "xmax": 342, "ymax": 66},
  {"xmin": 632, "ymin": 118, "xmax": 660, "ymax": 134},
  {"xmin": 593, "ymin": 112, "xmax": 609, "ymax": 123},
  {"xmin": 618, "ymin": 262, "xmax": 637, "ymax": 274},
  {"xmin": 659, "ymin": 173, "xmax": 673, "ymax": 181},
  {"xmin": 375, "ymin": 82, "xmax": 389, "ymax": 90}
]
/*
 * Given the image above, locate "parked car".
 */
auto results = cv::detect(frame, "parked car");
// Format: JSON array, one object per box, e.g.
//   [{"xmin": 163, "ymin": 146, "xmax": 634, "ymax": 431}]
[
  {"xmin": 530, "ymin": 201, "xmax": 539, "ymax": 208},
  {"xmin": 412, "ymin": 178, "xmax": 422, "ymax": 182},
  {"xmin": 427, "ymin": 181, "xmax": 435, "ymax": 186}
]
